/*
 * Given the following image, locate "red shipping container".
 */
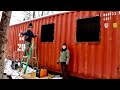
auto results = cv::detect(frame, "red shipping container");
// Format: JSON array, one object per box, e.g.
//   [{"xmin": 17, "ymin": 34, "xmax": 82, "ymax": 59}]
[{"xmin": 6, "ymin": 11, "xmax": 120, "ymax": 79}]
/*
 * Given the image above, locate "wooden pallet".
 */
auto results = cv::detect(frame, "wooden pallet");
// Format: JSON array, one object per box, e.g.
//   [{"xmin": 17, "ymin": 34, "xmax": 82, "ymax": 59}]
[
  {"xmin": 20, "ymin": 72, "xmax": 39, "ymax": 79},
  {"xmin": 20, "ymin": 73, "xmax": 55, "ymax": 79},
  {"xmin": 39, "ymin": 74, "xmax": 55, "ymax": 79}
]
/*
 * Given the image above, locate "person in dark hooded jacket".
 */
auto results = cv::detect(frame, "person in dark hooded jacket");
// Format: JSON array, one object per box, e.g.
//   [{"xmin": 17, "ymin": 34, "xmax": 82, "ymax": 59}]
[{"xmin": 21, "ymin": 23, "xmax": 38, "ymax": 57}]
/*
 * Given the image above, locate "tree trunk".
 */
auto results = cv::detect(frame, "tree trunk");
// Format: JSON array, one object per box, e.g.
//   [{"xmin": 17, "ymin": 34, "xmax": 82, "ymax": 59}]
[
  {"xmin": 0, "ymin": 11, "xmax": 12, "ymax": 79},
  {"xmin": 28, "ymin": 11, "xmax": 31, "ymax": 20},
  {"xmin": 41, "ymin": 11, "xmax": 44, "ymax": 16},
  {"xmin": 38, "ymin": 11, "xmax": 41, "ymax": 17},
  {"xmin": 23, "ymin": 18, "xmax": 25, "ymax": 21},
  {"xmin": 33, "ymin": 11, "xmax": 36, "ymax": 18},
  {"xmin": 47, "ymin": 11, "xmax": 49, "ymax": 15}
]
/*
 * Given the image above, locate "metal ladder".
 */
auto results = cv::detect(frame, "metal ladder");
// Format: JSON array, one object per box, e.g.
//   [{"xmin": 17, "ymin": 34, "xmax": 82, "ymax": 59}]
[{"xmin": 20, "ymin": 38, "xmax": 38, "ymax": 74}]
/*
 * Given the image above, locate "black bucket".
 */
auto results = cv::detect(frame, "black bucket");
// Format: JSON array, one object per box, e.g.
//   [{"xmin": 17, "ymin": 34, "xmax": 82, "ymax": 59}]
[
  {"xmin": 11, "ymin": 61, "xmax": 18, "ymax": 70},
  {"xmin": 36, "ymin": 68, "xmax": 41, "ymax": 78}
]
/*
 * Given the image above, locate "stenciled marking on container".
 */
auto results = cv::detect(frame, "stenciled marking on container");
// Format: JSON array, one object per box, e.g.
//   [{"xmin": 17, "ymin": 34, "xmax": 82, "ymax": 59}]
[
  {"xmin": 103, "ymin": 11, "xmax": 117, "ymax": 21},
  {"xmin": 103, "ymin": 11, "xmax": 118, "ymax": 28},
  {"xmin": 17, "ymin": 33, "xmax": 25, "ymax": 51},
  {"xmin": 17, "ymin": 44, "xmax": 25, "ymax": 51}
]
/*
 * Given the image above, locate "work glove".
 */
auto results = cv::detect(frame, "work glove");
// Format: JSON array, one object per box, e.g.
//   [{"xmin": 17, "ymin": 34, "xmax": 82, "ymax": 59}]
[
  {"xmin": 57, "ymin": 61, "xmax": 59, "ymax": 64},
  {"xmin": 36, "ymin": 33, "xmax": 38, "ymax": 36},
  {"xmin": 66, "ymin": 60, "xmax": 69, "ymax": 65},
  {"xmin": 20, "ymin": 30, "xmax": 22, "ymax": 34},
  {"xmin": 57, "ymin": 60, "xmax": 59, "ymax": 64}
]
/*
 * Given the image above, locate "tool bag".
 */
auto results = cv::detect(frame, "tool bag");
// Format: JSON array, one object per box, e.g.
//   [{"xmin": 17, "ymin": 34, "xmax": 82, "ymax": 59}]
[{"xmin": 11, "ymin": 61, "xmax": 18, "ymax": 70}]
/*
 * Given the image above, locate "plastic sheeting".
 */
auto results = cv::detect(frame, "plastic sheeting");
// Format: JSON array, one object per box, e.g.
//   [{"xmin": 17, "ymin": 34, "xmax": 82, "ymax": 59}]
[
  {"xmin": 4, "ymin": 58, "xmax": 35, "ymax": 79},
  {"xmin": 4, "ymin": 58, "xmax": 62, "ymax": 79}
]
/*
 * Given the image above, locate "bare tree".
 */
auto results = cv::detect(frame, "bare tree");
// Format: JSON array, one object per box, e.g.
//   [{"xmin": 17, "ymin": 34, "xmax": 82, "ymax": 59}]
[
  {"xmin": 38, "ymin": 11, "xmax": 41, "ymax": 17},
  {"xmin": 41, "ymin": 11, "xmax": 44, "ymax": 16},
  {"xmin": 22, "ymin": 11, "xmax": 64, "ymax": 21},
  {"xmin": 47, "ymin": 11, "xmax": 49, "ymax": 15},
  {"xmin": 23, "ymin": 11, "xmax": 32, "ymax": 21},
  {"xmin": 33, "ymin": 11, "xmax": 36, "ymax": 18},
  {"xmin": 23, "ymin": 11, "xmax": 36, "ymax": 21},
  {"xmin": 0, "ymin": 11, "xmax": 12, "ymax": 79}
]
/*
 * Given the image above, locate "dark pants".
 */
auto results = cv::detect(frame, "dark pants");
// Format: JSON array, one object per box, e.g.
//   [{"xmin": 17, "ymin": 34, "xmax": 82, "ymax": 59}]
[{"xmin": 61, "ymin": 62, "xmax": 68, "ymax": 79}]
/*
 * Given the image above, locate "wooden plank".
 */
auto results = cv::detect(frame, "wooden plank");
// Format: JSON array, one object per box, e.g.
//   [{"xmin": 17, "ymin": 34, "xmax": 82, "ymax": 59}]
[{"xmin": 20, "ymin": 73, "xmax": 55, "ymax": 79}]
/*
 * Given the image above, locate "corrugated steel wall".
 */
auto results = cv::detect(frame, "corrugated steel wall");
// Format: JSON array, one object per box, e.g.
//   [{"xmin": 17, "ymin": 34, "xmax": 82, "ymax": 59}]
[{"xmin": 7, "ymin": 11, "xmax": 120, "ymax": 79}]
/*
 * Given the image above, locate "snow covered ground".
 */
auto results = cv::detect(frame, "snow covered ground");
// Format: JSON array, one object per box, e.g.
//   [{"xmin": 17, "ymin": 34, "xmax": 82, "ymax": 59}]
[
  {"xmin": 4, "ymin": 59, "xmax": 23, "ymax": 79},
  {"xmin": 4, "ymin": 58, "xmax": 37, "ymax": 79},
  {"xmin": 4, "ymin": 58, "xmax": 62, "ymax": 79}
]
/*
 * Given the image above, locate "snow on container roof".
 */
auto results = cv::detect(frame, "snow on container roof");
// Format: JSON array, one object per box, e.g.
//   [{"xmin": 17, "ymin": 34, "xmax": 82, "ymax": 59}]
[{"xmin": 10, "ymin": 11, "xmax": 71, "ymax": 27}]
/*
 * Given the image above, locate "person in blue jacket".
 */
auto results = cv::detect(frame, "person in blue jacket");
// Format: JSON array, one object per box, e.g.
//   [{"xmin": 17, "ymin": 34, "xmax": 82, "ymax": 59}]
[{"xmin": 21, "ymin": 23, "xmax": 38, "ymax": 57}]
